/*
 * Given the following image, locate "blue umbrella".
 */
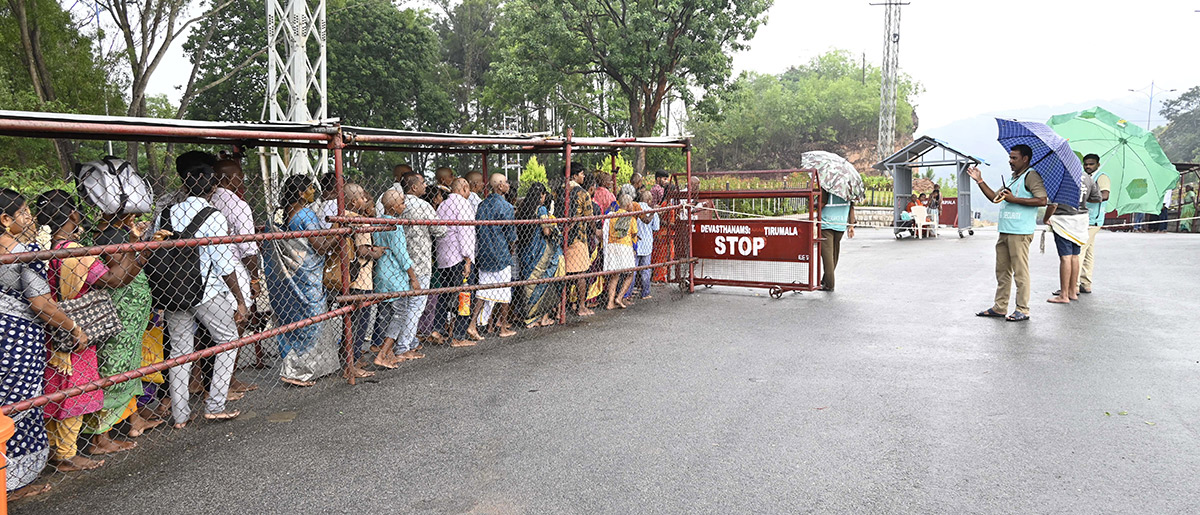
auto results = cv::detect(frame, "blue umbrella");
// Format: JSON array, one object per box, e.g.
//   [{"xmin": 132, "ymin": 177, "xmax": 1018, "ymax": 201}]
[{"xmin": 995, "ymin": 119, "xmax": 1084, "ymax": 207}]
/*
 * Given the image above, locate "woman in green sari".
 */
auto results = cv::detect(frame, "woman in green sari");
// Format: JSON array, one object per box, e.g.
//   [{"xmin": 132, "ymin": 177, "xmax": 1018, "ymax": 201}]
[{"xmin": 82, "ymin": 213, "xmax": 162, "ymax": 447}]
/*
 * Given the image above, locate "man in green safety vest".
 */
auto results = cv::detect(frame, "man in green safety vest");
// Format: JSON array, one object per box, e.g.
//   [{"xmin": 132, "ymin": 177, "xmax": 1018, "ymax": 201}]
[
  {"xmin": 1078, "ymin": 154, "xmax": 1110, "ymax": 293},
  {"xmin": 967, "ymin": 144, "xmax": 1048, "ymax": 322}
]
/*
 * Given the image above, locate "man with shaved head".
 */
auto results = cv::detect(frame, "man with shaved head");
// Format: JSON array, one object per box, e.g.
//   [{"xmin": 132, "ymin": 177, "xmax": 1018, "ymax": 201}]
[
  {"xmin": 370, "ymin": 189, "xmax": 420, "ymax": 368},
  {"xmin": 434, "ymin": 166, "xmax": 456, "ymax": 189},
  {"xmin": 473, "ymin": 173, "xmax": 517, "ymax": 337},
  {"xmin": 398, "ymin": 171, "xmax": 445, "ymax": 350},
  {"xmin": 376, "ymin": 163, "xmax": 413, "ymax": 216},
  {"xmin": 342, "ymin": 183, "xmax": 385, "ymax": 379},
  {"xmin": 630, "ymin": 172, "xmax": 645, "ymax": 197},
  {"xmin": 432, "ymin": 178, "xmax": 477, "ymax": 346},
  {"xmin": 465, "ymin": 171, "xmax": 485, "ymax": 212}
]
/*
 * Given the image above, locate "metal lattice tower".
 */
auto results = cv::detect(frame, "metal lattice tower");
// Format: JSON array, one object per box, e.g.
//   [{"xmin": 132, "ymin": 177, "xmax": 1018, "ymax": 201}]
[
  {"xmin": 872, "ymin": 1, "xmax": 907, "ymax": 162},
  {"xmin": 264, "ymin": 0, "xmax": 328, "ymax": 197},
  {"xmin": 499, "ymin": 115, "xmax": 522, "ymax": 182}
]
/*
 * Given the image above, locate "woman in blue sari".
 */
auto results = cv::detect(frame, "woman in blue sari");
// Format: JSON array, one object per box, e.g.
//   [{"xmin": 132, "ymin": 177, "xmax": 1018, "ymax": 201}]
[
  {"xmin": 263, "ymin": 176, "xmax": 339, "ymax": 387},
  {"xmin": 1, "ymin": 188, "xmax": 86, "ymax": 499},
  {"xmin": 516, "ymin": 183, "xmax": 563, "ymax": 328}
]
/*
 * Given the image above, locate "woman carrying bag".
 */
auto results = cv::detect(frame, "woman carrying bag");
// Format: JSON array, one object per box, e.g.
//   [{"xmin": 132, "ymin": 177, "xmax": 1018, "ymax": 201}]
[{"xmin": 35, "ymin": 190, "xmax": 164, "ymax": 470}]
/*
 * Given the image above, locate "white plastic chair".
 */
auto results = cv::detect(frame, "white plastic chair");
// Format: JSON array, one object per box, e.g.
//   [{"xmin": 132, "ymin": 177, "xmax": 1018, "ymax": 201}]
[{"xmin": 910, "ymin": 205, "xmax": 935, "ymax": 239}]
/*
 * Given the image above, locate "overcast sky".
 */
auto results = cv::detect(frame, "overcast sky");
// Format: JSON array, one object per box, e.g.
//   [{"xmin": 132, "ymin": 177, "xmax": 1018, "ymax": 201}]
[
  {"xmin": 733, "ymin": 0, "xmax": 1200, "ymax": 131},
  {"xmin": 139, "ymin": 0, "xmax": 1200, "ymax": 132}
]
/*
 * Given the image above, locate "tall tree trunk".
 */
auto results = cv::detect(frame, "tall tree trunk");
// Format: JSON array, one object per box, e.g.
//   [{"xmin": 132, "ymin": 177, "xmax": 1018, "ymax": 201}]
[
  {"xmin": 629, "ymin": 91, "xmax": 646, "ymax": 174},
  {"xmin": 9, "ymin": 0, "xmax": 76, "ymax": 177}
]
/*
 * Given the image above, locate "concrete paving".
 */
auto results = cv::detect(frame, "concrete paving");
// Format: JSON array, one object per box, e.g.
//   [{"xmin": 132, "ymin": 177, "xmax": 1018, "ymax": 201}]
[{"xmin": 16, "ymin": 228, "xmax": 1200, "ymax": 514}]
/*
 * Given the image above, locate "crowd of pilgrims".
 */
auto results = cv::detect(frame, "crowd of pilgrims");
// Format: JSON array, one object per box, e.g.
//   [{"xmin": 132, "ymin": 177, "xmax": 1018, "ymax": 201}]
[{"xmin": 0, "ymin": 151, "xmax": 680, "ymax": 499}]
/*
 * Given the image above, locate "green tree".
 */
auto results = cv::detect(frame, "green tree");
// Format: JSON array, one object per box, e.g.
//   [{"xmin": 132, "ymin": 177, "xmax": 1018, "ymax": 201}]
[
  {"xmin": 329, "ymin": 1, "xmax": 454, "ymax": 133},
  {"xmin": 326, "ymin": 0, "xmax": 456, "ymax": 183},
  {"xmin": 1158, "ymin": 86, "xmax": 1200, "ymax": 162},
  {"xmin": 610, "ymin": 153, "xmax": 634, "ymax": 187},
  {"xmin": 689, "ymin": 50, "xmax": 919, "ymax": 172},
  {"xmin": 518, "ymin": 155, "xmax": 547, "ymax": 196},
  {"xmin": 182, "ymin": 0, "xmax": 268, "ymax": 122},
  {"xmin": 435, "ymin": 0, "xmax": 501, "ymax": 133},
  {"xmin": 0, "ymin": 0, "xmax": 123, "ymax": 178},
  {"xmin": 493, "ymin": 0, "xmax": 772, "ymax": 172}
]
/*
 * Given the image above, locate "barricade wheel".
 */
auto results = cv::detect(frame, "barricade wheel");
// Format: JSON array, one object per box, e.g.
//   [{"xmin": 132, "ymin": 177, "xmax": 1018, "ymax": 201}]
[
  {"xmin": 703, "ymin": 276, "xmax": 713, "ymax": 289},
  {"xmin": 769, "ymin": 286, "xmax": 784, "ymax": 299}
]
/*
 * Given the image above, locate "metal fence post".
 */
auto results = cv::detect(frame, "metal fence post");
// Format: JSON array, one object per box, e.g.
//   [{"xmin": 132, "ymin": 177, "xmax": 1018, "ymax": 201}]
[
  {"xmin": 558, "ymin": 128, "xmax": 574, "ymax": 324},
  {"xmin": 333, "ymin": 128, "xmax": 355, "ymax": 384},
  {"xmin": 685, "ymin": 141, "xmax": 695, "ymax": 293}
]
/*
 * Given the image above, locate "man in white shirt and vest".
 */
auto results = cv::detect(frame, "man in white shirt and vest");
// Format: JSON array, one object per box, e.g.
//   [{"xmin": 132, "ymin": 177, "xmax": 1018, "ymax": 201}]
[
  {"xmin": 1079, "ymin": 154, "xmax": 1109, "ymax": 293},
  {"xmin": 967, "ymin": 144, "xmax": 1048, "ymax": 322}
]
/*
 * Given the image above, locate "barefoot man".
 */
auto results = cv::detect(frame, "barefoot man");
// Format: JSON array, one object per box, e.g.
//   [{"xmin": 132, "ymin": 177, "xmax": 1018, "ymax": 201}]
[
  {"xmin": 473, "ymin": 173, "xmax": 518, "ymax": 338},
  {"xmin": 370, "ymin": 190, "xmax": 421, "ymax": 368},
  {"xmin": 434, "ymin": 178, "xmax": 477, "ymax": 346},
  {"xmin": 399, "ymin": 171, "xmax": 446, "ymax": 350},
  {"xmin": 968, "ymin": 145, "xmax": 1047, "ymax": 322}
]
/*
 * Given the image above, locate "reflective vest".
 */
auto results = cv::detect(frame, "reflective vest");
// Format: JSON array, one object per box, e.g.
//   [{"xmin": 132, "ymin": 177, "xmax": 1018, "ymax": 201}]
[
  {"xmin": 998, "ymin": 169, "xmax": 1038, "ymax": 235},
  {"xmin": 822, "ymin": 193, "xmax": 851, "ymax": 232},
  {"xmin": 1087, "ymin": 171, "xmax": 1108, "ymax": 226}
]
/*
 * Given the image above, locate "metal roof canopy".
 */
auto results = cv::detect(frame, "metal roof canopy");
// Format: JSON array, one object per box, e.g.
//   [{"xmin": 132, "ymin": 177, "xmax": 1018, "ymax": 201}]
[
  {"xmin": 872, "ymin": 135, "xmax": 983, "ymax": 236},
  {"xmin": 343, "ymin": 125, "xmax": 689, "ymax": 154},
  {"xmin": 0, "ymin": 110, "xmax": 339, "ymax": 148},
  {"xmin": 0, "ymin": 110, "xmax": 689, "ymax": 153}
]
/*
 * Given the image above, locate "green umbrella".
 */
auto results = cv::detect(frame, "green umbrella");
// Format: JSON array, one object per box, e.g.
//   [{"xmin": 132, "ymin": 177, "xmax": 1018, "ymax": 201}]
[{"xmin": 1047, "ymin": 106, "xmax": 1178, "ymax": 215}]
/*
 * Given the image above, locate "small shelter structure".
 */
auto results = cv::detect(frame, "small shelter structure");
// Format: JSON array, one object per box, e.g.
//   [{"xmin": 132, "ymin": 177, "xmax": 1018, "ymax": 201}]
[{"xmin": 874, "ymin": 136, "xmax": 982, "ymax": 238}]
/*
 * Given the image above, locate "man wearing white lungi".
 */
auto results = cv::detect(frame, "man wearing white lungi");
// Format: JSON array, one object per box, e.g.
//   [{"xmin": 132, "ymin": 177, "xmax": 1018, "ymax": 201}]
[{"xmin": 473, "ymin": 174, "xmax": 517, "ymax": 337}]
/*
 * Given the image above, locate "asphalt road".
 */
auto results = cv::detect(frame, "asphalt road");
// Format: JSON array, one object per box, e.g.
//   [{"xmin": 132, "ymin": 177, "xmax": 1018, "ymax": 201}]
[{"xmin": 16, "ymin": 228, "xmax": 1200, "ymax": 514}]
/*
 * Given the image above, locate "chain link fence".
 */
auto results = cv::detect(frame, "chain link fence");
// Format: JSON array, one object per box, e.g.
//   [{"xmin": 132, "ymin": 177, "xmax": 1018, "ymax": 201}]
[{"xmin": 0, "ymin": 117, "xmax": 694, "ymax": 503}]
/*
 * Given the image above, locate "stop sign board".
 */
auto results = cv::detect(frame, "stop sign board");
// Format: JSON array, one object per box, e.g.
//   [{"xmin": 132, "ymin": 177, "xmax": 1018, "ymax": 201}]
[{"xmin": 691, "ymin": 219, "xmax": 813, "ymax": 262}]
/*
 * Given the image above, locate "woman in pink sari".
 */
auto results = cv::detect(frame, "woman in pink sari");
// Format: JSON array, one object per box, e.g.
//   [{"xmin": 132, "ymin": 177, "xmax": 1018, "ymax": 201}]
[{"xmin": 36, "ymin": 191, "xmax": 150, "ymax": 471}]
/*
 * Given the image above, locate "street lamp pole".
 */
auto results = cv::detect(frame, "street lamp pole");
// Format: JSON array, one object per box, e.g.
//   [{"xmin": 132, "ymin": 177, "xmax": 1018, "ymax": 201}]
[{"xmin": 1129, "ymin": 81, "xmax": 1176, "ymax": 130}]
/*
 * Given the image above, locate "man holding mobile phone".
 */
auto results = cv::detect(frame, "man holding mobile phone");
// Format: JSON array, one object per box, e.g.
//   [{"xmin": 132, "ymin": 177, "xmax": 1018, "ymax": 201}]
[{"xmin": 967, "ymin": 144, "xmax": 1047, "ymax": 322}]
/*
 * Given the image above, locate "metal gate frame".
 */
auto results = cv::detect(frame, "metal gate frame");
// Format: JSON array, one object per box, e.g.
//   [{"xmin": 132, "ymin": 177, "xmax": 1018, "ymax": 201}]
[{"xmin": 678, "ymin": 169, "xmax": 823, "ymax": 298}]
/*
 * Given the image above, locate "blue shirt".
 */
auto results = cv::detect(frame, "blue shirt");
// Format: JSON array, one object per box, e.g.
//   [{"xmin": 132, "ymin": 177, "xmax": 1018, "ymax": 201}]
[
  {"xmin": 635, "ymin": 202, "xmax": 659, "ymax": 256},
  {"xmin": 372, "ymin": 215, "xmax": 415, "ymax": 299},
  {"xmin": 475, "ymin": 194, "xmax": 517, "ymax": 272}
]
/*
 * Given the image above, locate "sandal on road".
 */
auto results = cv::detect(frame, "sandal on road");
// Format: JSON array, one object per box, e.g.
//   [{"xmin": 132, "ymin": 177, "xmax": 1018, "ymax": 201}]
[
  {"xmin": 1005, "ymin": 312, "xmax": 1030, "ymax": 322},
  {"xmin": 976, "ymin": 308, "xmax": 1005, "ymax": 318}
]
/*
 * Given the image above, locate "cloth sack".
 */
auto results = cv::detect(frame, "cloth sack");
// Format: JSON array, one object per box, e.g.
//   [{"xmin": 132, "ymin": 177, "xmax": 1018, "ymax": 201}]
[
  {"xmin": 74, "ymin": 156, "xmax": 154, "ymax": 214},
  {"xmin": 49, "ymin": 289, "xmax": 124, "ymax": 353}
]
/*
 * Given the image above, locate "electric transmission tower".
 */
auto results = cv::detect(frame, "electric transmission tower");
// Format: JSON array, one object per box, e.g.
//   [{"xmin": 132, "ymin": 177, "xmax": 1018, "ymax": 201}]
[
  {"xmin": 264, "ymin": 0, "xmax": 328, "ymax": 201},
  {"xmin": 872, "ymin": 1, "xmax": 908, "ymax": 161},
  {"xmin": 499, "ymin": 114, "xmax": 522, "ymax": 183}
]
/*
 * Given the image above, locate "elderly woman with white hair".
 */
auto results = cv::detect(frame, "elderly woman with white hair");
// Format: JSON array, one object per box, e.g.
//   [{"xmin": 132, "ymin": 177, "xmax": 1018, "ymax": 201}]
[{"xmin": 602, "ymin": 192, "xmax": 640, "ymax": 310}]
